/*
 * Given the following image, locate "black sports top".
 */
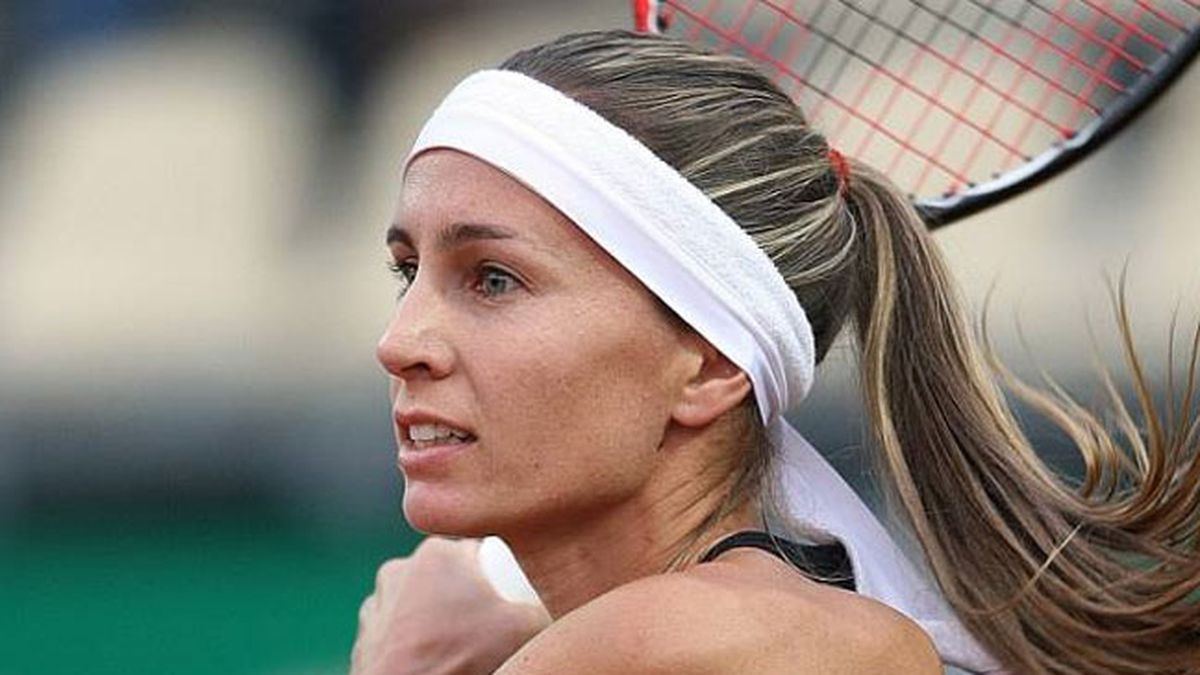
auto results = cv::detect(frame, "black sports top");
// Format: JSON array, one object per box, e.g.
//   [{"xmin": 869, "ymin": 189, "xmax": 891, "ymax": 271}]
[{"xmin": 699, "ymin": 530, "xmax": 856, "ymax": 592}]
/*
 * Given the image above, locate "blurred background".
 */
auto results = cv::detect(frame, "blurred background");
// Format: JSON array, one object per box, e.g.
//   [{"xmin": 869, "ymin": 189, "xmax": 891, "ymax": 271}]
[{"xmin": 0, "ymin": 1, "xmax": 1196, "ymax": 674}]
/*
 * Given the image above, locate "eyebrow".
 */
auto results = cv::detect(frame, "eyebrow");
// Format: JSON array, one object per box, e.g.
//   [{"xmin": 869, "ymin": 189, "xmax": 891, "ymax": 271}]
[{"xmin": 385, "ymin": 222, "xmax": 517, "ymax": 250}]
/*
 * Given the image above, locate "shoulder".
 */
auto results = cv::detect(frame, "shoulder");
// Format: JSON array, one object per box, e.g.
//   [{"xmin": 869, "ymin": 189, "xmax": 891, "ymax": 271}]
[{"xmin": 497, "ymin": 553, "xmax": 941, "ymax": 674}]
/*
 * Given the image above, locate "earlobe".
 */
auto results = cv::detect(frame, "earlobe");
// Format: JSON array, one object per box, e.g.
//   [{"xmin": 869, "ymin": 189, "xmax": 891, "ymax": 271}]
[{"xmin": 671, "ymin": 341, "xmax": 753, "ymax": 428}]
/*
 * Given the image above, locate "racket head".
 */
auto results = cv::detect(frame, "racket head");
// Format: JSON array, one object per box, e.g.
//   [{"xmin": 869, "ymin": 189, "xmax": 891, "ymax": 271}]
[{"xmin": 634, "ymin": 0, "xmax": 1200, "ymax": 227}]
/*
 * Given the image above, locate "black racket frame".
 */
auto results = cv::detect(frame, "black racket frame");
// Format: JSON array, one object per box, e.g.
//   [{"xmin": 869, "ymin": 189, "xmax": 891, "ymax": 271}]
[{"xmin": 917, "ymin": 22, "xmax": 1200, "ymax": 228}]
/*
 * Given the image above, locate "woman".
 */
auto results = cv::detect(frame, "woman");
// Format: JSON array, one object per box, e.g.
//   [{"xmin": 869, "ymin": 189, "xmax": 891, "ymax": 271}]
[{"xmin": 354, "ymin": 31, "xmax": 1200, "ymax": 674}]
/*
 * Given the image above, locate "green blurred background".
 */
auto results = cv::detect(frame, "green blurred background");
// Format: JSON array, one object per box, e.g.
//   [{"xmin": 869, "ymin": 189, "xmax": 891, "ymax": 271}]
[
  {"xmin": 1, "ymin": 2, "xmax": 1197, "ymax": 674},
  {"xmin": 3, "ymin": 509, "xmax": 415, "ymax": 675}
]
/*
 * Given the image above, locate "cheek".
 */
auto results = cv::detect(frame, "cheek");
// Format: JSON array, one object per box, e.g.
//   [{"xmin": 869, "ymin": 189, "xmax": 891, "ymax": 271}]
[{"xmin": 470, "ymin": 302, "xmax": 679, "ymax": 486}]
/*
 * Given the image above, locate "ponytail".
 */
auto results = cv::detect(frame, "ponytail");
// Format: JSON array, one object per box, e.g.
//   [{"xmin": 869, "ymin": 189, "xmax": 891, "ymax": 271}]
[{"xmin": 843, "ymin": 161, "xmax": 1200, "ymax": 674}]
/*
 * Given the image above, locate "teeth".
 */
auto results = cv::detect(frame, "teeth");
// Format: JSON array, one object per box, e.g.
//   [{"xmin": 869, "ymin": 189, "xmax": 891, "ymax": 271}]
[{"xmin": 408, "ymin": 423, "xmax": 471, "ymax": 443}]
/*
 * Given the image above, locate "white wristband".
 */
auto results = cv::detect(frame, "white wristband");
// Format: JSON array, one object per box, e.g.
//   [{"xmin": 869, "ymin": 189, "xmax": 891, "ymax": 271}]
[{"xmin": 477, "ymin": 536, "xmax": 541, "ymax": 605}]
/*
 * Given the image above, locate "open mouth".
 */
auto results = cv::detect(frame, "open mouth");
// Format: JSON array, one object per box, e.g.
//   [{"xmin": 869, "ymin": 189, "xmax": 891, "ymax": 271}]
[{"xmin": 403, "ymin": 422, "xmax": 477, "ymax": 450}]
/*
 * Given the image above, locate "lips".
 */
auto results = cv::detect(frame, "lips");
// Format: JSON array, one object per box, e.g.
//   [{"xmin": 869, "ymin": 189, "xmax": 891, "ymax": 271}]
[{"xmin": 394, "ymin": 410, "xmax": 477, "ymax": 471}]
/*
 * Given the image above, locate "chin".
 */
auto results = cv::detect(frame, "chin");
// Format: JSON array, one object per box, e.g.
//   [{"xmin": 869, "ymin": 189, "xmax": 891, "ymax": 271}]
[{"xmin": 401, "ymin": 480, "xmax": 496, "ymax": 537}]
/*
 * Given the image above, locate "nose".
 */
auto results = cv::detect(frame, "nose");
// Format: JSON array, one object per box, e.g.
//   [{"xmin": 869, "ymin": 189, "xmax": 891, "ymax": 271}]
[{"xmin": 376, "ymin": 288, "xmax": 455, "ymax": 382}]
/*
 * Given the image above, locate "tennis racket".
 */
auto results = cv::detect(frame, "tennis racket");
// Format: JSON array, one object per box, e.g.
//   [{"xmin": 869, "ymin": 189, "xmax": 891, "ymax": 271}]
[{"xmin": 634, "ymin": 0, "xmax": 1200, "ymax": 228}]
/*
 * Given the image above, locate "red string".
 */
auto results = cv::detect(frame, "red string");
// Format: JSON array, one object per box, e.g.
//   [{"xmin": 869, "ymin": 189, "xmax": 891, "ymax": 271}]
[{"xmin": 828, "ymin": 147, "xmax": 850, "ymax": 195}]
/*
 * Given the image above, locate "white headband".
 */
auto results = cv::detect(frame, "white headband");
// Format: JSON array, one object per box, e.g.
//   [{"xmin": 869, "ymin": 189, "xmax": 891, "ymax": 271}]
[
  {"xmin": 407, "ymin": 69, "xmax": 813, "ymax": 424},
  {"xmin": 406, "ymin": 69, "xmax": 1004, "ymax": 674}
]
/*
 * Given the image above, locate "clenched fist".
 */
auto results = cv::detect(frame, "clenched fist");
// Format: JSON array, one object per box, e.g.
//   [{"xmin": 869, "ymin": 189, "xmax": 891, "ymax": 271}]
[{"xmin": 351, "ymin": 537, "xmax": 550, "ymax": 675}]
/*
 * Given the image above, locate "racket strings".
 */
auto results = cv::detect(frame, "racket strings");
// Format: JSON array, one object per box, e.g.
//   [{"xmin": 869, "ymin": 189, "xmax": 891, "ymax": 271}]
[
  {"xmin": 656, "ymin": 0, "xmax": 1200, "ymax": 200},
  {"xmin": 823, "ymin": 0, "xmax": 1079, "ymax": 172},
  {"xmin": 666, "ymin": 1, "xmax": 972, "ymax": 193}
]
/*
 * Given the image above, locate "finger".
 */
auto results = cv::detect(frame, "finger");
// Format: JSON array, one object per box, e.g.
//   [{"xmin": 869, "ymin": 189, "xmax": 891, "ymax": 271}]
[
  {"xmin": 413, "ymin": 536, "xmax": 484, "ymax": 573},
  {"xmin": 358, "ymin": 593, "xmax": 379, "ymax": 627},
  {"xmin": 373, "ymin": 557, "xmax": 408, "ymax": 597},
  {"xmin": 415, "ymin": 535, "xmax": 477, "ymax": 558}
]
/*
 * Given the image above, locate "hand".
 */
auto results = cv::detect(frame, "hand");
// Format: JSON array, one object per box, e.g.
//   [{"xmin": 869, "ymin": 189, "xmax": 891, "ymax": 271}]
[{"xmin": 351, "ymin": 537, "xmax": 550, "ymax": 675}]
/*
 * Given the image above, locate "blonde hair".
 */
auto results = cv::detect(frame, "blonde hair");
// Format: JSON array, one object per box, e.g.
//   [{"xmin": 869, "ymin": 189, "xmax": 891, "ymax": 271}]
[{"xmin": 502, "ymin": 30, "xmax": 1200, "ymax": 674}]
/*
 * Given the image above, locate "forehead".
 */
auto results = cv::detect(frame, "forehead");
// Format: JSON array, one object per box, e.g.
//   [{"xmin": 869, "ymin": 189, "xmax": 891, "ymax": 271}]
[{"xmin": 399, "ymin": 149, "xmax": 575, "ymax": 244}]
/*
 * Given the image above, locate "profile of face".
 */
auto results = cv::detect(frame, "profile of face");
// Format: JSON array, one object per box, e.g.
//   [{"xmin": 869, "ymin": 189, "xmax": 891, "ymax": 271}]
[{"xmin": 377, "ymin": 150, "xmax": 708, "ymax": 537}]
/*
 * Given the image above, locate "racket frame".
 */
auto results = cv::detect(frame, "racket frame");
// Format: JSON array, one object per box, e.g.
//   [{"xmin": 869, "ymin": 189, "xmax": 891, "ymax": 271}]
[{"xmin": 917, "ymin": 20, "xmax": 1200, "ymax": 227}]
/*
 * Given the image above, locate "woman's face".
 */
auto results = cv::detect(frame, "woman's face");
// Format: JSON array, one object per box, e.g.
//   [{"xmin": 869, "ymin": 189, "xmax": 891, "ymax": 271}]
[{"xmin": 378, "ymin": 150, "xmax": 700, "ymax": 537}]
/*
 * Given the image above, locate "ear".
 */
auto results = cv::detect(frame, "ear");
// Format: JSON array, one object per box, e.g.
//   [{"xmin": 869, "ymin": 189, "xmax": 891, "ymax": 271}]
[{"xmin": 670, "ymin": 337, "xmax": 752, "ymax": 428}]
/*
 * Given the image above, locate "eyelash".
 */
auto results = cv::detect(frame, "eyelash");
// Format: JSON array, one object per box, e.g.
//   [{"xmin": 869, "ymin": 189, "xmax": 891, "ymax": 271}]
[
  {"xmin": 386, "ymin": 260, "xmax": 523, "ymax": 300},
  {"xmin": 387, "ymin": 259, "xmax": 418, "ymax": 298},
  {"xmin": 387, "ymin": 259, "xmax": 416, "ymax": 280}
]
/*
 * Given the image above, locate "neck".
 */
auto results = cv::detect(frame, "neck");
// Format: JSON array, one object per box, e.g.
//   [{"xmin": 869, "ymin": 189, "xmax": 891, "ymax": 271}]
[{"xmin": 501, "ymin": 429, "xmax": 761, "ymax": 619}]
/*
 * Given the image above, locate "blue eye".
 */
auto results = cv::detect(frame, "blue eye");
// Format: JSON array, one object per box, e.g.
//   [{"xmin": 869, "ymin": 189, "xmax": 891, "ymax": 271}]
[{"xmin": 475, "ymin": 265, "xmax": 520, "ymax": 298}]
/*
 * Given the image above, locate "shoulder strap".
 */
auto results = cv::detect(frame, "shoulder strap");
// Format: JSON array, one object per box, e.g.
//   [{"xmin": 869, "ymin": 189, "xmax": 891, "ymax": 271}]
[{"xmin": 700, "ymin": 530, "xmax": 856, "ymax": 591}]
